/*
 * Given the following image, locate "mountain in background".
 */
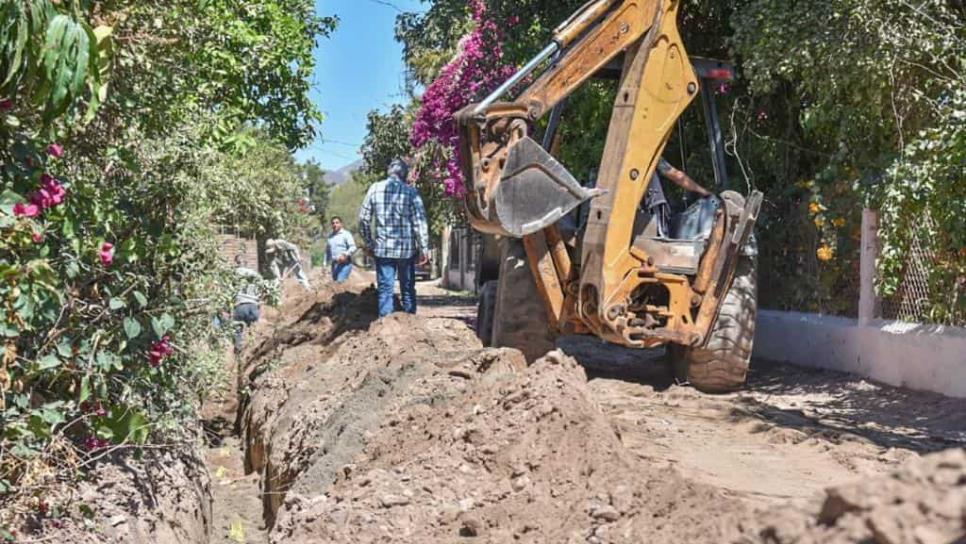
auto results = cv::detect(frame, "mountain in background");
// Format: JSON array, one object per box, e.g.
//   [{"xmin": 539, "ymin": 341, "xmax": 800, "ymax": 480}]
[{"xmin": 323, "ymin": 159, "xmax": 363, "ymax": 186}]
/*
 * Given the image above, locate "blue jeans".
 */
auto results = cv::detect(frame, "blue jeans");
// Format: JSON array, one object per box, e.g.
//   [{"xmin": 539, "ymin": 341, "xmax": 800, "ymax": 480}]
[
  {"xmin": 375, "ymin": 257, "xmax": 416, "ymax": 318},
  {"xmin": 232, "ymin": 303, "xmax": 260, "ymax": 354},
  {"xmin": 331, "ymin": 262, "xmax": 352, "ymax": 283}
]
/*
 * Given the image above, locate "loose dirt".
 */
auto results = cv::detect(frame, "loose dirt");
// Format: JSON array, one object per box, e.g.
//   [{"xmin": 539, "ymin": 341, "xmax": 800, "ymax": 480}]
[{"xmin": 206, "ymin": 275, "xmax": 965, "ymax": 544}]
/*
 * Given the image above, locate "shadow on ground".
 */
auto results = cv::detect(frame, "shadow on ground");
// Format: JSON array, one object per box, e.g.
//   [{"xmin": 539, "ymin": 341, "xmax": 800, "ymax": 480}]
[
  {"xmin": 557, "ymin": 334, "xmax": 965, "ymax": 455},
  {"xmin": 739, "ymin": 359, "xmax": 966, "ymax": 453}
]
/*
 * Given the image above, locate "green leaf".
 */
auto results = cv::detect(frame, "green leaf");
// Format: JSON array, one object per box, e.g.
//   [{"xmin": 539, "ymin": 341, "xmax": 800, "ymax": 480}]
[
  {"xmin": 160, "ymin": 313, "xmax": 175, "ymax": 334},
  {"xmin": 10, "ymin": 443, "xmax": 39, "ymax": 459},
  {"xmin": 95, "ymin": 351, "xmax": 121, "ymax": 372},
  {"xmin": 123, "ymin": 317, "xmax": 141, "ymax": 339},
  {"xmin": 109, "ymin": 298, "xmax": 126, "ymax": 310},
  {"xmin": 38, "ymin": 406, "xmax": 65, "ymax": 426},
  {"xmin": 61, "ymin": 216, "xmax": 75, "ymax": 237},
  {"xmin": 133, "ymin": 291, "xmax": 148, "ymax": 308},
  {"xmin": 36, "ymin": 354, "xmax": 60, "ymax": 371},
  {"xmin": 41, "ymin": 15, "xmax": 69, "ymax": 82},
  {"xmin": 103, "ymin": 410, "xmax": 150, "ymax": 445},
  {"xmin": 79, "ymin": 375, "xmax": 91, "ymax": 404},
  {"xmin": 56, "ymin": 339, "xmax": 72, "ymax": 358},
  {"xmin": 151, "ymin": 313, "xmax": 175, "ymax": 338}
]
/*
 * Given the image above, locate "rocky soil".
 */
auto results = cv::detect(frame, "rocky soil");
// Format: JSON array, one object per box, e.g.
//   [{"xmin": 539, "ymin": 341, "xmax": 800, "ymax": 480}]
[
  {"xmin": 223, "ymin": 277, "xmax": 965, "ymax": 544},
  {"xmin": 3, "ymin": 436, "xmax": 211, "ymax": 544}
]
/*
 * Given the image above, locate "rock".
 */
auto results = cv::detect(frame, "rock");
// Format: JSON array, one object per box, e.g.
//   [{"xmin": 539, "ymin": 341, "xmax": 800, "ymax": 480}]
[
  {"xmin": 590, "ymin": 504, "xmax": 620, "ymax": 522},
  {"xmin": 511, "ymin": 476, "xmax": 531, "ymax": 492},
  {"xmin": 818, "ymin": 487, "xmax": 867, "ymax": 524},
  {"xmin": 865, "ymin": 511, "xmax": 904, "ymax": 544},
  {"xmin": 610, "ymin": 485, "xmax": 634, "ymax": 514},
  {"xmin": 379, "ymin": 494, "xmax": 410, "ymax": 508},
  {"xmin": 912, "ymin": 525, "xmax": 949, "ymax": 544},
  {"xmin": 459, "ymin": 515, "xmax": 484, "ymax": 537}
]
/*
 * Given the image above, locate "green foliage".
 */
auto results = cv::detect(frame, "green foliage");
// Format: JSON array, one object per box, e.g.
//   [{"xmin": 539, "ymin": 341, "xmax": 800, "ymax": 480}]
[
  {"xmin": 733, "ymin": 0, "xmax": 965, "ymax": 322},
  {"xmin": 0, "ymin": 0, "xmax": 333, "ymax": 498},
  {"xmin": 199, "ymin": 131, "xmax": 311, "ymax": 239},
  {"xmin": 327, "ymin": 176, "xmax": 370, "ymax": 237},
  {"xmin": 301, "ymin": 160, "xmax": 330, "ymax": 220}
]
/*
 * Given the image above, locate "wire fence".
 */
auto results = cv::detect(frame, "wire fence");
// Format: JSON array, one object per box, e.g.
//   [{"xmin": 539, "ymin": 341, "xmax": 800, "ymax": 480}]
[{"xmin": 880, "ymin": 225, "xmax": 935, "ymax": 323}]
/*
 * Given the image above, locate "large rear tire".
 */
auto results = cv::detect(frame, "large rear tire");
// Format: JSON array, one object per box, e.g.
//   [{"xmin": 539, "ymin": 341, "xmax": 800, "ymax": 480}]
[
  {"xmin": 672, "ymin": 255, "xmax": 757, "ymax": 393},
  {"xmin": 487, "ymin": 238, "xmax": 555, "ymax": 362}
]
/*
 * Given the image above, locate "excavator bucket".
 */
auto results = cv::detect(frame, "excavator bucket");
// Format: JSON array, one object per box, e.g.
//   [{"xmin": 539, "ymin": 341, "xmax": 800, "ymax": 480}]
[{"xmin": 483, "ymin": 137, "xmax": 600, "ymax": 238}]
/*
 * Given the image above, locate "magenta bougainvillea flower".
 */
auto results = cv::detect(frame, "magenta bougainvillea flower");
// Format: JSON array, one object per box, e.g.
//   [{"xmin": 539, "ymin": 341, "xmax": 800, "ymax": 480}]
[
  {"xmin": 757, "ymin": 110, "xmax": 769, "ymax": 122},
  {"xmin": 149, "ymin": 336, "xmax": 174, "ymax": 367},
  {"xmin": 99, "ymin": 242, "xmax": 115, "ymax": 266},
  {"xmin": 411, "ymin": 0, "xmax": 516, "ymax": 197},
  {"xmin": 0, "ymin": 98, "xmax": 11, "ymax": 110},
  {"xmin": 13, "ymin": 202, "xmax": 40, "ymax": 217},
  {"xmin": 47, "ymin": 144, "xmax": 64, "ymax": 158},
  {"xmin": 83, "ymin": 436, "xmax": 111, "ymax": 451},
  {"xmin": 29, "ymin": 174, "xmax": 67, "ymax": 210},
  {"xmin": 32, "ymin": 231, "xmax": 44, "ymax": 243}
]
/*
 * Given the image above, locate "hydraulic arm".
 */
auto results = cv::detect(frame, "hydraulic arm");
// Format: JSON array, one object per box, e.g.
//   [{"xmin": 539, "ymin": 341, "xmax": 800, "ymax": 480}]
[{"xmin": 456, "ymin": 0, "xmax": 762, "ymax": 350}]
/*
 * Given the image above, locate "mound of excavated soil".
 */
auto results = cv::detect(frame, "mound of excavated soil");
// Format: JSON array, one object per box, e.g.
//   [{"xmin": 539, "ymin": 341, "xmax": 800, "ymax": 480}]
[
  {"xmin": 268, "ymin": 349, "xmax": 751, "ymax": 544},
  {"xmin": 242, "ymin": 283, "xmax": 965, "ymax": 544},
  {"xmin": 742, "ymin": 448, "xmax": 966, "ymax": 544},
  {"xmin": 4, "ymin": 444, "xmax": 211, "ymax": 544},
  {"xmin": 240, "ymin": 284, "xmax": 527, "ymax": 530}
]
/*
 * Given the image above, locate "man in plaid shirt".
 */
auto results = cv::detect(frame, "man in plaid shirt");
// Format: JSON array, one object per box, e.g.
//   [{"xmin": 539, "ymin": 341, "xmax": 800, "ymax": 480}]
[{"xmin": 358, "ymin": 158, "xmax": 430, "ymax": 317}]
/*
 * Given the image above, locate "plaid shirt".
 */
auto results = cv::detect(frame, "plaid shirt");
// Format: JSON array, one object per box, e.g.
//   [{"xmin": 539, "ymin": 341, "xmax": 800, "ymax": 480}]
[{"xmin": 358, "ymin": 176, "xmax": 430, "ymax": 259}]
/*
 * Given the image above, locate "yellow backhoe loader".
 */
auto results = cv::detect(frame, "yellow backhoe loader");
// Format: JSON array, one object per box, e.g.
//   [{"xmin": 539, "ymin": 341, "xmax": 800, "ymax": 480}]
[{"xmin": 463, "ymin": 0, "xmax": 763, "ymax": 392}]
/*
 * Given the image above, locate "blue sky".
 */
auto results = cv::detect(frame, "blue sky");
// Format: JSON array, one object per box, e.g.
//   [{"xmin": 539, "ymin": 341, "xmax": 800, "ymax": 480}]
[{"xmin": 294, "ymin": 0, "xmax": 427, "ymax": 171}]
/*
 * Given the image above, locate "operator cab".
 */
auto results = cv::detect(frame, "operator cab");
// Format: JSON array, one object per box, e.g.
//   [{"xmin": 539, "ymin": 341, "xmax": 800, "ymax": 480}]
[{"xmin": 551, "ymin": 57, "xmax": 738, "ymax": 276}]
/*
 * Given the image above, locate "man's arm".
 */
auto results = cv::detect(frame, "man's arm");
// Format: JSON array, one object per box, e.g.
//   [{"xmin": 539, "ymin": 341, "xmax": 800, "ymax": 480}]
[
  {"xmin": 411, "ymin": 190, "xmax": 430, "ymax": 263},
  {"xmin": 657, "ymin": 158, "xmax": 711, "ymax": 197},
  {"xmin": 358, "ymin": 187, "xmax": 375, "ymax": 250},
  {"xmin": 343, "ymin": 232, "xmax": 357, "ymax": 258}
]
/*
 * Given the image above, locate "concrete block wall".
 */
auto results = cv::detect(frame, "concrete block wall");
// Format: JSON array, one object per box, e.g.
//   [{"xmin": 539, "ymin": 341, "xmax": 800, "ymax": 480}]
[{"xmin": 755, "ymin": 310, "xmax": 966, "ymax": 399}]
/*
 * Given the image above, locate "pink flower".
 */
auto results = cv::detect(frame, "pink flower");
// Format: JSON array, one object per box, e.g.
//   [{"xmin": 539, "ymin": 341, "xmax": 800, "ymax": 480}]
[
  {"xmin": 0, "ymin": 98, "xmax": 11, "ymax": 110},
  {"xmin": 410, "ymin": 0, "xmax": 517, "ymax": 197},
  {"xmin": 716, "ymin": 82, "xmax": 731, "ymax": 95},
  {"xmin": 757, "ymin": 110, "xmax": 768, "ymax": 122},
  {"xmin": 149, "ymin": 336, "xmax": 174, "ymax": 367},
  {"xmin": 30, "ymin": 175, "xmax": 67, "ymax": 209},
  {"xmin": 32, "ymin": 231, "xmax": 44, "ymax": 243},
  {"xmin": 99, "ymin": 242, "xmax": 115, "ymax": 266},
  {"xmin": 13, "ymin": 202, "xmax": 40, "ymax": 217},
  {"xmin": 83, "ymin": 436, "xmax": 111, "ymax": 451},
  {"xmin": 47, "ymin": 144, "xmax": 64, "ymax": 158}
]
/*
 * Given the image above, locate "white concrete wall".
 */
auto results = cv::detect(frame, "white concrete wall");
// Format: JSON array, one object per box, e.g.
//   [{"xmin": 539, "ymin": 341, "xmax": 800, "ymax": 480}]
[{"xmin": 754, "ymin": 310, "xmax": 966, "ymax": 399}]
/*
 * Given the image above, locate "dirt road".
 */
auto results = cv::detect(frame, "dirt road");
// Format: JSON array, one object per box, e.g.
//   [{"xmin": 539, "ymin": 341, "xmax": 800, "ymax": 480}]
[
  {"xmin": 417, "ymin": 281, "xmax": 965, "ymax": 510},
  {"xmin": 207, "ymin": 277, "xmax": 965, "ymax": 544}
]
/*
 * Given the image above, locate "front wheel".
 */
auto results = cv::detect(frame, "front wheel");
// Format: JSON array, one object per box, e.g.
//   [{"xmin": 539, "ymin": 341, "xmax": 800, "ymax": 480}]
[{"xmin": 670, "ymin": 255, "xmax": 757, "ymax": 393}]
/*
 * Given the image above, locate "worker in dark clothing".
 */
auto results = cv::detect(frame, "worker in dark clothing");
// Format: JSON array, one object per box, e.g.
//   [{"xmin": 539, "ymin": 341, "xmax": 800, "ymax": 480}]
[{"xmin": 645, "ymin": 157, "xmax": 711, "ymax": 238}]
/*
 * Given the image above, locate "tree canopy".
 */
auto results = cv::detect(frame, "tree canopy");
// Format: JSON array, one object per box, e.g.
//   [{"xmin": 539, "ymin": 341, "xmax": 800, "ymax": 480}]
[{"xmin": 0, "ymin": 0, "xmax": 335, "ymax": 499}]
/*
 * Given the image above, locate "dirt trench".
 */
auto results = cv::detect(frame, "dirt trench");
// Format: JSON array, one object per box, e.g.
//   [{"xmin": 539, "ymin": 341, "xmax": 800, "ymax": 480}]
[{"xmin": 204, "ymin": 276, "xmax": 965, "ymax": 544}]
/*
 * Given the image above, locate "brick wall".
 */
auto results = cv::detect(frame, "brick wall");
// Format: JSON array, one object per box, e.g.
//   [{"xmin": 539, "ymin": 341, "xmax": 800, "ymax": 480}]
[{"xmin": 217, "ymin": 234, "xmax": 259, "ymax": 268}]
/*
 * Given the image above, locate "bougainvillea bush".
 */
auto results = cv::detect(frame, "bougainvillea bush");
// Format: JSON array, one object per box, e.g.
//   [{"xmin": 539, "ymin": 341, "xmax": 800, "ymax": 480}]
[
  {"xmin": 0, "ymin": 0, "xmax": 334, "ymax": 515},
  {"xmin": 409, "ymin": 0, "xmax": 516, "ymax": 197}
]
